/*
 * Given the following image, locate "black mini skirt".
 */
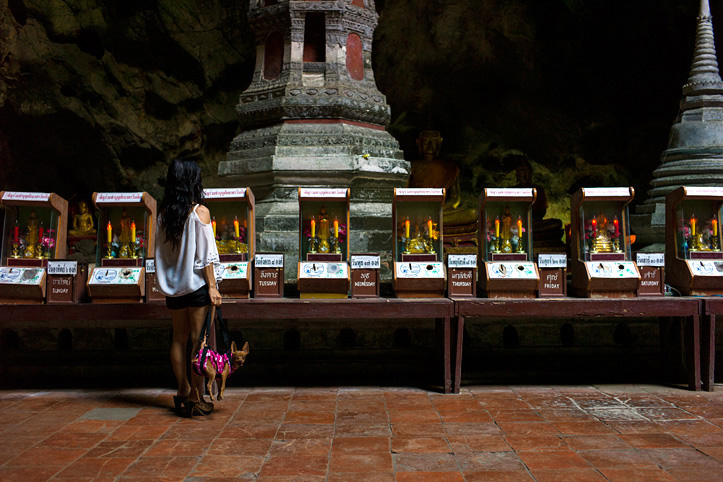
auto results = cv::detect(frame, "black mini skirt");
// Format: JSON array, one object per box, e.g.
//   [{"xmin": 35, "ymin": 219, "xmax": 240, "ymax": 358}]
[{"xmin": 166, "ymin": 284, "xmax": 211, "ymax": 310}]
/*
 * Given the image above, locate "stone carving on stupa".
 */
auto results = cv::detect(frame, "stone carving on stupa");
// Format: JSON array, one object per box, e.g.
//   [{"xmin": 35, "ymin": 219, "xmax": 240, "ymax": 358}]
[
  {"xmin": 632, "ymin": 0, "xmax": 723, "ymax": 247},
  {"xmin": 218, "ymin": 0, "xmax": 409, "ymax": 280}
]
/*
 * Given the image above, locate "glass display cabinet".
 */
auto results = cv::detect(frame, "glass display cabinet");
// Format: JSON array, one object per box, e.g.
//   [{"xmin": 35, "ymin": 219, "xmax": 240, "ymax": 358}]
[
  {"xmin": 570, "ymin": 187, "xmax": 640, "ymax": 298},
  {"xmin": 205, "ymin": 187, "xmax": 255, "ymax": 299},
  {"xmin": 666, "ymin": 186, "xmax": 723, "ymax": 295},
  {"xmin": 297, "ymin": 188, "xmax": 350, "ymax": 299},
  {"xmin": 478, "ymin": 188, "xmax": 539, "ymax": 298},
  {"xmin": 87, "ymin": 192, "xmax": 157, "ymax": 303},
  {"xmin": 392, "ymin": 188, "xmax": 445, "ymax": 298},
  {"xmin": 0, "ymin": 191, "xmax": 68, "ymax": 304}
]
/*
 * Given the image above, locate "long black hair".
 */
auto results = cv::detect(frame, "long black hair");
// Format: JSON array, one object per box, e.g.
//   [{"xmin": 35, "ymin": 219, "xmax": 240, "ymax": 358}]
[{"xmin": 159, "ymin": 159, "xmax": 205, "ymax": 250}]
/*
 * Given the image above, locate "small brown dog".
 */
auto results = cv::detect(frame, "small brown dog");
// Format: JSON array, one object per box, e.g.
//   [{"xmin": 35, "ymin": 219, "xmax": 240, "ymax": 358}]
[{"xmin": 193, "ymin": 340, "xmax": 249, "ymax": 401}]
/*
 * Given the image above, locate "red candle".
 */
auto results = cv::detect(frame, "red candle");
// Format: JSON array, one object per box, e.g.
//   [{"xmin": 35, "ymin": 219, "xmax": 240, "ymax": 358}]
[
  {"xmin": 613, "ymin": 216, "xmax": 619, "ymax": 237},
  {"xmin": 13, "ymin": 221, "xmax": 18, "ymax": 244},
  {"xmin": 591, "ymin": 217, "xmax": 597, "ymax": 237},
  {"xmin": 38, "ymin": 223, "xmax": 44, "ymax": 240}
]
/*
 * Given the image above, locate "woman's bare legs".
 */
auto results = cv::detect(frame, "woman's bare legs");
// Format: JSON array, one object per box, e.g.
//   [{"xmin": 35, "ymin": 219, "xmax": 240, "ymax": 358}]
[
  {"xmin": 189, "ymin": 305, "xmax": 210, "ymax": 402},
  {"xmin": 170, "ymin": 308, "xmax": 191, "ymax": 399}
]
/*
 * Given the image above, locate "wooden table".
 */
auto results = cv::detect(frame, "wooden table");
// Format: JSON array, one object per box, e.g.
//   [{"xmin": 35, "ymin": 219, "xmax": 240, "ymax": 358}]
[
  {"xmin": 451, "ymin": 297, "xmax": 704, "ymax": 394},
  {"xmin": 0, "ymin": 298, "xmax": 456, "ymax": 393},
  {"xmin": 701, "ymin": 297, "xmax": 722, "ymax": 392}
]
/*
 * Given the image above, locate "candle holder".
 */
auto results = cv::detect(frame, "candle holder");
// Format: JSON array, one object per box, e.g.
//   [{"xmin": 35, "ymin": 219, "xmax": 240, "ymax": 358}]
[
  {"xmin": 712, "ymin": 235, "xmax": 720, "ymax": 251},
  {"xmin": 613, "ymin": 237, "xmax": 621, "ymax": 253},
  {"xmin": 11, "ymin": 242, "xmax": 20, "ymax": 258},
  {"xmin": 234, "ymin": 238, "xmax": 242, "ymax": 254},
  {"xmin": 308, "ymin": 237, "xmax": 318, "ymax": 254},
  {"xmin": 130, "ymin": 242, "xmax": 138, "ymax": 259},
  {"xmin": 106, "ymin": 243, "xmax": 113, "ymax": 259},
  {"xmin": 494, "ymin": 237, "xmax": 501, "ymax": 253}
]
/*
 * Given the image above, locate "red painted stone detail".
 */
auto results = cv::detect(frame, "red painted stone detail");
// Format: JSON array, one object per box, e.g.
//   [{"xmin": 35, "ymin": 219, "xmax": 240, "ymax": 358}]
[
  {"xmin": 346, "ymin": 33, "xmax": 364, "ymax": 81},
  {"xmin": 264, "ymin": 31, "xmax": 283, "ymax": 81},
  {"xmin": 352, "ymin": 0, "xmax": 365, "ymax": 7}
]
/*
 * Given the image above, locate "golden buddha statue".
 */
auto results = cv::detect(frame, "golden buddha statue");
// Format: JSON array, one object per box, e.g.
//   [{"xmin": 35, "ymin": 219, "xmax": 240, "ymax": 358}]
[
  {"xmin": 317, "ymin": 206, "xmax": 331, "ymax": 253},
  {"xmin": 590, "ymin": 213, "xmax": 613, "ymax": 253},
  {"xmin": 499, "ymin": 206, "xmax": 513, "ymax": 253},
  {"xmin": 69, "ymin": 201, "xmax": 96, "ymax": 236},
  {"xmin": 118, "ymin": 209, "xmax": 132, "ymax": 258},
  {"xmin": 24, "ymin": 210, "xmax": 39, "ymax": 257}
]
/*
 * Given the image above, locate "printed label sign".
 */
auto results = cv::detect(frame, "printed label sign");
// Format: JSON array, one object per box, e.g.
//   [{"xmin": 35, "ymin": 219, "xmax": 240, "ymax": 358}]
[
  {"xmin": 299, "ymin": 188, "xmax": 348, "ymax": 199},
  {"xmin": 685, "ymin": 186, "xmax": 723, "ymax": 197},
  {"xmin": 448, "ymin": 254, "xmax": 477, "ymax": 268},
  {"xmin": 145, "ymin": 259, "xmax": 156, "ymax": 273},
  {"xmin": 1, "ymin": 192, "xmax": 51, "ymax": 202},
  {"xmin": 538, "ymin": 254, "xmax": 567, "ymax": 268},
  {"xmin": 203, "ymin": 188, "xmax": 247, "ymax": 199},
  {"xmin": 636, "ymin": 253, "xmax": 665, "ymax": 267},
  {"xmin": 586, "ymin": 261, "xmax": 639, "ymax": 278},
  {"xmin": 48, "ymin": 261, "xmax": 78, "ymax": 276},
  {"xmin": 0, "ymin": 267, "xmax": 44, "ymax": 285},
  {"xmin": 395, "ymin": 188, "xmax": 444, "ymax": 197},
  {"xmin": 487, "ymin": 262, "xmax": 537, "ymax": 279},
  {"xmin": 255, "ymin": 254, "xmax": 284, "ymax": 268},
  {"xmin": 221, "ymin": 262, "xmax": 249, "ymax": 280},
  {"xmin": 395, "ymin": 261, "xmax": 445, "ymax": 279},
  {"xmin": 351, "ymin": 255, "xmax": 381, "ymax": 270},
  {"xmin": 583, "ymin": 187, "xmax": 631, "ymax": 198},
  {"xmin": 95, "ymin": 192, "xmax": 144, "ymax": 203},
  {"xmin": 485, "ymin": 188, "xmax": 534, "ymax": 198},
  {"xmin": 298, "ymin": 262, "xmax": 349, "ymax": 279},
  {"xmin": 89, "ymin": 267, "xmax": 142, "ymax": 285},
  {"xmin": 687, "ymin": 259, "xmax": 723, "ymax": 276}
]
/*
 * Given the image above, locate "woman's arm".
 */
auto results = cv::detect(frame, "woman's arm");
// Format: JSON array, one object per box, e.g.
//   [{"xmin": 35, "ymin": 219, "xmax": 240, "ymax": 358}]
[{"xmin": 196, "ymin": 205, "xmax": 222, "ymax": 307}]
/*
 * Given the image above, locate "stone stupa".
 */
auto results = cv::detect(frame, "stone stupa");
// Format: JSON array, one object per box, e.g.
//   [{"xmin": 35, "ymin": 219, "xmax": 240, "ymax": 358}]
[
  {"xmin": 632, "ymin": 0, "xmax": 723, "ymax": 248},
  {"xmin": 217, "ymin": 0, "xmax": 409, "ymax": 281}
]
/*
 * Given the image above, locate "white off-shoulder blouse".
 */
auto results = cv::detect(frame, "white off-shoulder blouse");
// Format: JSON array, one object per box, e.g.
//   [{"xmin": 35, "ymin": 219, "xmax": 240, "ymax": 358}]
[{"xmin": 154, "ymin": 205, "xmax": 223, "ymax": 297}]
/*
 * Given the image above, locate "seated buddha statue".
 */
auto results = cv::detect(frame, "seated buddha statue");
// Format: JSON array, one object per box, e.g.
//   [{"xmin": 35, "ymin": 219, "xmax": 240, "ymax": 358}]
[
  {"xmin": 408, "ymin": 130, "xmax": 478, "ymax": 250},
  {"xmin": 69, "ymin": 201, "xmax": 96, "ymax": 236},
  {"xmin": 513, "ymin": 157, "xmax": 564, "ymax": 249}
]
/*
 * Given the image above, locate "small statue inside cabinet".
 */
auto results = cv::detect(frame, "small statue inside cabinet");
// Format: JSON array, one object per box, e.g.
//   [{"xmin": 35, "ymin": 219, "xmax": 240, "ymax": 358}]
[
  {"xmin": 585, "ymin": 212, "xmax": 622, "ymax": 254},
  {"xmin": 306, "ymin": 205, "xmax": 343, "ymax": 254},
  {"xmin": 69, "ymin": 201, "xmax": 96, "ymax": 236},
  {"xmin": 679, "ymin": 213, "xmax": 720, "ymax": 255},
  {"xmin": 212, "ymin": 215, "xmax": 247, "ymax": 254},
  {"xmin": 105, "ymin": 215, "xmax": 142, "ymax": 259},
  {"xmin": 488, "ymin": 206, "xmax": 525, "ymax": 254},
  {"xmin": 399, "ymin": 216, "xmax": 437, "ymax": 255}
]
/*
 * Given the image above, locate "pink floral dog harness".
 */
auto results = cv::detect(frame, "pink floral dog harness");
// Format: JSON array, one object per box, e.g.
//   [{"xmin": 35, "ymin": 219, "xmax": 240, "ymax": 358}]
[{"xmin": 193, "ymin": 348, "xmax": 236, "ymax": 377}]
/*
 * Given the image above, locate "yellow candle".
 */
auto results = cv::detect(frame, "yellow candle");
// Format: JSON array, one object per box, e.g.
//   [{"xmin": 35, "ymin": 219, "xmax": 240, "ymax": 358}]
[
  {"xmin": 131, "ymin": 221, "xmax": 136, "ymax": 242},
  {"xmin": 428, "ymin": 217, "xmax": 433, "ymax": 236},
  {"xmin": 404, "ymin": 218, "xmax": 410, "ymax": 238},
  {"xmin": 691, "ymin": 214, "xmax": 696, "ymax": 236},
  {"xmin": 311, "ymin": 218, "xmax": 316, "ymax": 238},
  {"xmin": 212, "ymin": 217, "xmax": 216, "ymax": 238},
  {"xmin": 334, "ymin": 218, "xmax": 339, "ymax": 238},
  {"xmin": 107, "ymin": 221, "xmax": 112, "ymax": 244},
  {"xmin": 495, "ymin": 217, "xmax": 500, "ymax": 238},
  {"xmin": 517, "ymin": 216, "xmax": 522, "ymax": 236},
  {"xmin": 713, "ymin": 216, "xmax": 718, "ymax": 237},
  {"xmin": 234, "ymin": 216, "xmax": 240, "ymax": 238}
]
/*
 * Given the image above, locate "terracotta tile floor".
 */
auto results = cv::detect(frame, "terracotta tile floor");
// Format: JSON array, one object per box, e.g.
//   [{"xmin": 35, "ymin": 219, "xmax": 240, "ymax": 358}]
[{"xmin": 1, "ymin": 385, "xmax": 722, "ymax": 481}]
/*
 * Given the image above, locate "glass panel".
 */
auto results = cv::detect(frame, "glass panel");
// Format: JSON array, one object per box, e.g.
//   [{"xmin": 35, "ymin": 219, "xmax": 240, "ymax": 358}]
[
  {"xmin": 97, "ymin": 206, "xmax": 149, "ymax": 263},
  {"xmin": 300, "ymin": 200, "xmax": 347, "ymax": 260},
  {"xmin": 395, "ymin": 201, "xmax": 441, "ymax": 261},
  {"xmin": 482, "ymin": 201, "xmax": 532, "ymax": 261},
  {"xmin": 3, "ymin": 206, "xmax": 60, "ymax": 261},
  {"xmin": 206, "ymin": 201, "xmax": 250, "ymax": 255},
  {"xmin": 674, "ymin": 200, "xmax": 722, "ymax": 259},
  {"xmin": 578, "ymin": 201, "xmax": 630, "ymax": 261}
]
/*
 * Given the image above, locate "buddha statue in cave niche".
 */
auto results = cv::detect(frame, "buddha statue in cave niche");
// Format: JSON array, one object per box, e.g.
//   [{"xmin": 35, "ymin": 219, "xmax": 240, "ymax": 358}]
[
  {"xmin": 513, "ymin": 156, "xmax": 564, "ymax": 249},
  {"xmin": 69, "ymin": 201, "xmax": 96, "ymax": 236},
  {"xmin": 408, "ymin": 130, "xmax": 478, "ymax": 250}
]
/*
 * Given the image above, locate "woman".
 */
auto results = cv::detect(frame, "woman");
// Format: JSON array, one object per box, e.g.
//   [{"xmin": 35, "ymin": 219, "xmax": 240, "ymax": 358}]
[{"xmin": 155, "ymin": 159, "xmax": 222, "ymax": 417}]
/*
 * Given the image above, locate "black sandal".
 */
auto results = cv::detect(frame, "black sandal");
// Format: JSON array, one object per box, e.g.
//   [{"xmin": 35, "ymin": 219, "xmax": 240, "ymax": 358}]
[{"xmin": 182, "ymin": 399, "xmax": 214, "ymax": 418}]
